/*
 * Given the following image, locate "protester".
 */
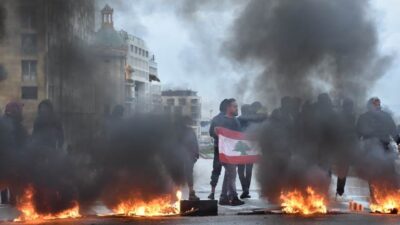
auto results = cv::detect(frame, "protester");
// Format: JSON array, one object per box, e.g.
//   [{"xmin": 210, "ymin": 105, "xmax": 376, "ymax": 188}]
[
  {"xmin": 32, "ymin": 100, "xmax": 64, "ymax": 150},
  {"xmin": 180, "ymin": 116, "xmax": 200, "ymax": 201},
  {"xmin": 356, "ymin": 97, "xmax": 400, "ymax": 202},
  {"xmin": 335, "ymin": 98, "xmax": 357, "ymax": 199},
  {"xmin": 210, "ymin": 98, "xmax": 244, "ymax": 206},
  {"xmin": 357, "ymin": 97, "xmax": 399, "ymax": 147},
  {"xmin": 1, "ymin": 101, "xmax": 27, "ymax": 150},
  {"xmin": 208, "ymin": 99, "xmax": 228, "ymax": 200},
  {"xmin": 0, "ymin": 101, "xmax": 27, "ymax": 204},
  {"xmin": 237, "ymin": 102, "xmax": 267, "ymax": 199}
]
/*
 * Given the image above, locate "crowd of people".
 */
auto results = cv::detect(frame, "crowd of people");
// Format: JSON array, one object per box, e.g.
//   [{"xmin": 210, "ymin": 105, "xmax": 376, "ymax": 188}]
[
  {"xmin": 207, "ymin": 94, "xmax": 400, "ymax": 206},
  {"xmin": 0, "ymin": 94, "xmax": 399, "ymax": 208}
]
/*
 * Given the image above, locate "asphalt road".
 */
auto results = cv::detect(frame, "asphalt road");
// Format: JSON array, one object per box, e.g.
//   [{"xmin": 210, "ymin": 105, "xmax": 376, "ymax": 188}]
[{"xmin": 1, "ymin": 213, "xmax": 400, "ymax": 225}]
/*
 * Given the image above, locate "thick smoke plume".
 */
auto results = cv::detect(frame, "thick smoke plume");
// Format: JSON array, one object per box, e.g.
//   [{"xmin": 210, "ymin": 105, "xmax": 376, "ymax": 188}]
[
  {"xmin": 0, "ymin": 114, "xmax": 191, "ymax": 214},
  {"xmin": 224, "ymin": 0, "xmax": 395, "ymax": 203},
  {"xmin": 226, "ymin": 0, "xmax": 391, "ymax": 106}
]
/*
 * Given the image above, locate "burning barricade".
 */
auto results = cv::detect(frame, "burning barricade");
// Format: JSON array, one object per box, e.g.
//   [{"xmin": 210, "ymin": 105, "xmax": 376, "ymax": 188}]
[{"xmin": 280, "ymin": 187, "xmax": 327, "ymax": 215}]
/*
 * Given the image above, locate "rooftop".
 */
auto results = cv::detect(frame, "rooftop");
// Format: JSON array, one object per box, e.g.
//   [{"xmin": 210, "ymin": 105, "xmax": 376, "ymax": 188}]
[{"xmin": 161, "ymin": 89, "xmax": 198, "ymax": 97}]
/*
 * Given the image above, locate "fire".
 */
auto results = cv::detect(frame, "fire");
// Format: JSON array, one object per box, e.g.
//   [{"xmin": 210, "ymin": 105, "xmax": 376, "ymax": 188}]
[
  {"xmin": 14, "ymin": 186, "xmax": 81, "ymax": 222},
  {"xmin": 280, "ymin": 187, "xmax": 327, "ymax": 215},
  {"xmin": 112, "ymin": 190, "xmax": 182, "ymax": 217},
  {"xmin": 369, "ymin": 184, "xmax": 400, "ymax": 214}
]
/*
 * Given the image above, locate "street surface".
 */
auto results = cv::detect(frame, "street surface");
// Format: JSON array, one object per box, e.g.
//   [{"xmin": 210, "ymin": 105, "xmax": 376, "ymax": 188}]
[{"xmin": 0, "ymin": 158, "xmax": 398, "ymax": 224}]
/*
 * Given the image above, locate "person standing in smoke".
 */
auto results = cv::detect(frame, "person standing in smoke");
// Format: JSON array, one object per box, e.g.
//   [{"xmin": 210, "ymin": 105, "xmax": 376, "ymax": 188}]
[
  {"xmin": 212, "ymin": 99, "xmax": 244, "ymax": 206},
  {"xmin": 356, "ymin": 97, "xmax": 400, "ymax": 202},
  {"xmin": 335, "ymin": 98, "xmax": 357, "ymax": 199},
  {"xmin": 237, "ymin": 102, "xmax": 267, "ymax": 199},
  {"xmin": 180, "ymin": 116, "xmax": 200, "ymax": 201},
  {"xmin": 32, "ymin": 100, "xmax": 64, "ymax": 150},
  {"xmin": 0, "ymin": 101, "xmax": 27, "ymax": 204},
  {"xmin": 357, "ymin": 97, "xmax": 399, "ymax": 148},
  {"xmin": 1, "ymin": 101, "xmax": 27, "ymax": 150},
  {"xmin": 208, "ymin": 99, "xmax": 228, "ymax": 200}
]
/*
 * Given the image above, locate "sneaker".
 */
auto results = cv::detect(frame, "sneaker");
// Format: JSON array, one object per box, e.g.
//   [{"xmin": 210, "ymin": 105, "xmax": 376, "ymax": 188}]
[
  {"xmin": 230, "ymin": 197, "xmax": 245, "ymax": 206},
  {"xmin": 219, "ymin": 196, "xmax": 230, "ymax": 206},
  {"xmin": 240, "ymin": 191, "xmax": 251, "ymax": 199},
  {"xmin": 189, "ymin": 191, "xmax": 200, "ymax": 201},
  {"xmin": 208, "ymin": 192, "xmax": 215, "ymax": 200}
]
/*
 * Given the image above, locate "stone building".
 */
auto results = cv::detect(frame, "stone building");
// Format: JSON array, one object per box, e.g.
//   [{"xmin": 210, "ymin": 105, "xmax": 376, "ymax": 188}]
[
  {"xmin": 0, "ymin": 0, "xmax": 96, "ymax": 142},
  {"xmin": 161, "ymin": 89, "xmax": 202, "ymax": 137}
]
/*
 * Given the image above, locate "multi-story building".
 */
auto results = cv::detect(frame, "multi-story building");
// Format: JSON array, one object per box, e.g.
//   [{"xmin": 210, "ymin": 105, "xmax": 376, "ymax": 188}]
[
  {"xmin": 120, "ymin": 30, "xmax": 161, "ymax": 114},
  {"xmin": 0, "ymin": 0, "xmax": 96, "ymax": 141},
  {"xmin": 161, "ymin": 89, "xmax": 202, "ymax": 137}
]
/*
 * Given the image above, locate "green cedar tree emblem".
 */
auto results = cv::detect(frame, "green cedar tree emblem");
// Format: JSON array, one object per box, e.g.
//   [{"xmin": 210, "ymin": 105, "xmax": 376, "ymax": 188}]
[{"xmin": 233, "ymin": 141, "xmax": 251, "ymax": 156}]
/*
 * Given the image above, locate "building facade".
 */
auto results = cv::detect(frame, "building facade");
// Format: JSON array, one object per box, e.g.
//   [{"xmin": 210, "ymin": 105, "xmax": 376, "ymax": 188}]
[
  {"xmin": 0, "ymin": 0, "xmax": 96, "ymax": 137},
  {"xmin": 120, "ymin": 30, "xmax": 161, "ymax": 114},
  {"xmin": 0, "ymin": 2, "xmax": 161, "ymax": 146},
  {"xmin": 161, "ymin": 89, "xmax": 202, "ymax": 137}
]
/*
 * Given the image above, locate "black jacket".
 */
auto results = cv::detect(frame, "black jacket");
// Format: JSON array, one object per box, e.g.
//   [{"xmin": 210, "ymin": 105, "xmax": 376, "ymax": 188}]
[{"xmin": 209, "ymin": 113, "xmax": 241, "ymax": 147}]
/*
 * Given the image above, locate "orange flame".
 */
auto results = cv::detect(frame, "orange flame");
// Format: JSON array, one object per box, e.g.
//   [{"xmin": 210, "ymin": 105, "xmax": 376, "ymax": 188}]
[
  {"xmin": 14, "ymin": 186, "xmax": 81, "ymax": 222},
  {"xmin": 369, "ymin": 184, "xmax": 400, "ymax": 214},
  {"xmin": 280, "ymin": 187, "xmax": 327, "ymax": 215},
  {"xmin": 112, "ymin": 190, "xmax": 182, "ymax": 217}
]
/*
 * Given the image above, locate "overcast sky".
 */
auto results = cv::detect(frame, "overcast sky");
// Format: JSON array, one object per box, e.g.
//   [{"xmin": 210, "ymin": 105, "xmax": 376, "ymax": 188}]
[{"xmin": 101, "ymin": 0, "xmax": 400, "ymax": 119}]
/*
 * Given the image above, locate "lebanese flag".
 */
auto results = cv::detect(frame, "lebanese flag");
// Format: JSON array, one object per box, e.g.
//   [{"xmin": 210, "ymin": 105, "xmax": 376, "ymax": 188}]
[{"xmin": 216, "ymin": 127, "xmax": 261, "ymax": 164}]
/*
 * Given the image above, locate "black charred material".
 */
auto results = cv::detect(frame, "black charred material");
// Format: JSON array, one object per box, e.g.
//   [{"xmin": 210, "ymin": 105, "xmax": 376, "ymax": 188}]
[{"xmin": 180, "ymin": 200, "xmax": 218, "ymax": 216}]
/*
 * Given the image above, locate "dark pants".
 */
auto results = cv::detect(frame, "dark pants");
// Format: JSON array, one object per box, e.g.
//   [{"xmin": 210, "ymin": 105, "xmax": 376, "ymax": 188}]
[
  {"xmin": 184, "ymin": 159, "xmax": 195, "ymax": 189},
  {"xmin": 238, "ymin": 164, "xmax": 253, "ymax": 192},
  {"xmin": 336, "ymin": 177, "xmax": 347, "ymax": 196},
  {"xmin": 221, "ymin": 163, "xmax": 238, "ymax": 199},
  {"xmin": 210, "ymin": 147, "xmax": 222, "ymax": 187}
]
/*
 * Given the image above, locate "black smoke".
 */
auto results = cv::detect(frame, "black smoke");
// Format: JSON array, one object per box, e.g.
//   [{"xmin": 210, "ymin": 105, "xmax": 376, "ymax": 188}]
[
  {"xmin": 225, "ymin": 0, "xmax": 391, "ymax": 106},
  {"xmin": 0, "ymin": 2, "xmax": 5, "ymax": 41},
  {"xmin": 223, "ymin": 0, "xmax": 394, "ymax": 203}
]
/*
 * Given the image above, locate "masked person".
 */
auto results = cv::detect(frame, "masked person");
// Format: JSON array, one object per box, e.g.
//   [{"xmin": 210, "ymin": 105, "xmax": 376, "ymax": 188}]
[
  {"xmin": 32, "ymin": 100, "xmax": 64, "ymax": 150},
  {"xmin": 208, "ymin": 99, "xmax": 228, "ymax": 200}
]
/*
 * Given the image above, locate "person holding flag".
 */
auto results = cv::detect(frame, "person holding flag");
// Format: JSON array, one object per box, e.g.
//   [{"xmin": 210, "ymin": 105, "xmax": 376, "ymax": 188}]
[{"xmin": 209, "ymin": 98, "xmax": 244, "ymax": 206}]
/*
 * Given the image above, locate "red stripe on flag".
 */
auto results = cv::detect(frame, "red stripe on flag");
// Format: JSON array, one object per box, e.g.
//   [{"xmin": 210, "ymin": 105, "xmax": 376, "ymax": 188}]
[
  {"xmin": 215, "ymin": 127, "xmax": 247, "ymax": 140},
  {"xmin": 219, "ymin": 153, "xmax": 260, "ymax": 164}
]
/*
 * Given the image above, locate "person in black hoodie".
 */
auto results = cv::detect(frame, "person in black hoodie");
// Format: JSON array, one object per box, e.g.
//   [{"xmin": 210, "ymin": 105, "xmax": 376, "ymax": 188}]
[
  {"xmin": 0, "ymin": 101, "xmax": 27, "ymax": 204},
  {"xmin": 237, "ymin": 102, "xmax": 267, "ymax": 199},
  {"xmin": 32, "ymin": 100, "xmax": 64, "ymax": 150}
]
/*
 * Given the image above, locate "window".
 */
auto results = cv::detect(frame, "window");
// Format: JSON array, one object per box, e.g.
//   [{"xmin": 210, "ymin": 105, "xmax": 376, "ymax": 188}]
[
  {"xmin": 21, "ymin": 60, "xmax": 37, "ymax": 81},
  {"xmin": 191, "ymin": 105, "xmax": 199, "ymax": 113},
  {"xmin": 145, "ymin": 51, "xmax": 149, "ymax": 58},
  {"xmin": 191, "ymin": 112, "xmax": 200, "ymax": 120},
  {"xmin": 21, "ymin": 86, "xmax": 38, "ymax": 99},
  {"xmin": 135, "ymin": 46, "xmax": 138, "ymax": 53},
  {"xmin": 191, "ymin": 99, "xmax": 199, "ymax": 104},
  {"xmin": 21, "ymin": 34, "xmax": 37, "ymax": 54},
  {"xmin": 175, "ymin": 106, "xmax": 183, "ymax": 115},
  {"xmin": 178, "ymin": 98, "xmax": 186, "ymax": 106},
  {"xmin": 130, "ymin": 45, "xmax": 134, "ymax": 51},
  {"xmin": 166, "ymin": 98, "xmax": 175, "ymax": 106},
  {"xmin": 138, "ymin": 48, "xmax": 142, "ymax": 56},
  {"xmin": 19, "ymin": 7, "xmax": 37, "ymax": 29}
]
